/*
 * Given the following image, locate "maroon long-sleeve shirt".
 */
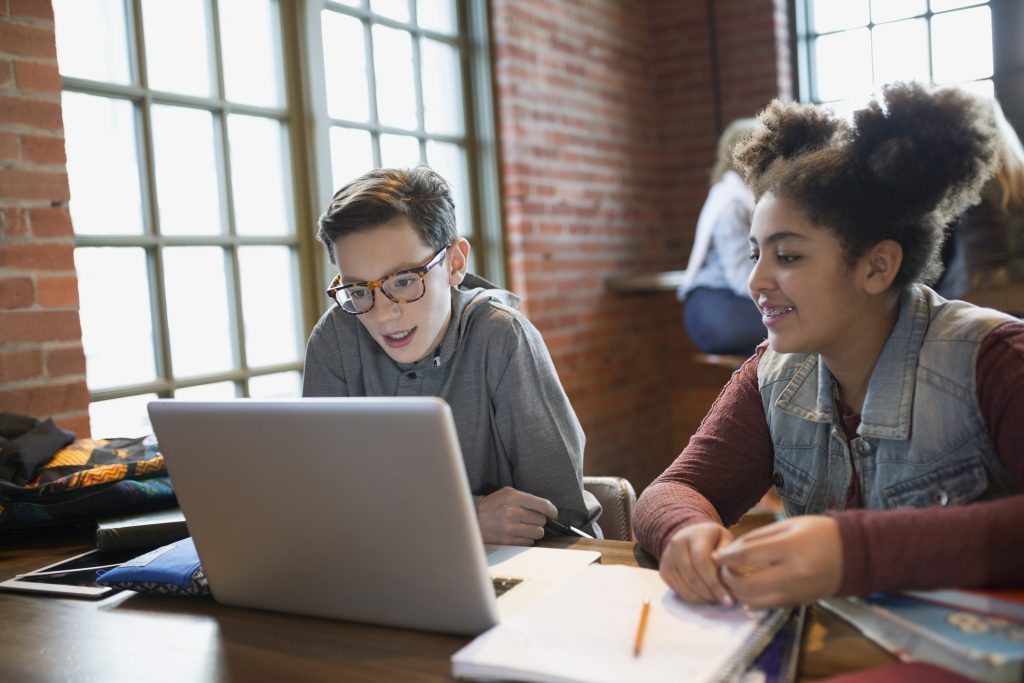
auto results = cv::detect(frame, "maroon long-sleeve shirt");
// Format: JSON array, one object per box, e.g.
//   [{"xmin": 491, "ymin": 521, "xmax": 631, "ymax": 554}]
[{"xmin": 634, "ymin": 322, "xmax": 1024, "ymax": 596}]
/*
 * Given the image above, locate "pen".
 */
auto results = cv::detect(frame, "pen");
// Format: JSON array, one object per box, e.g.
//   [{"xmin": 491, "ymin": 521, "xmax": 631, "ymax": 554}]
[{"xmin": 633, "ymin": 598, "xmax": 651, "ymax": 658}]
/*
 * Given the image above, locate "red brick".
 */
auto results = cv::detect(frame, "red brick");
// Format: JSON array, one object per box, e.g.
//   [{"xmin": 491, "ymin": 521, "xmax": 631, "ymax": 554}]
[
  {"xmin": 28, "ymin": 206, "xmax": 71, "ymax": 236},
  {"xmin": 0, "ymin": 276, "xmax": 34, "ymax": 308},
  {"xmin": 0, "ymin": 94, "xmax": 63, "ymax": 129},
  {"xmin": 13, "ymin": 59, "xmax": 60, "ymax": 94},
  {"xmin": 0, "ymin": 168, "xmax": 69, "ymax": 200},
  {"xmin": 0, "ymin": 241, "xmax": 74, "ymax": 270},
  {"xmin": 54, "ymin": 412, "xmax": 91, "ymax": 439},
  {"xmin": 1, "ymin": 206, "xmax": 28, "ymax": 237},
  {"xmin": 0, "ymin": 58, "xmax": 12, "ymax": 89},
  {"xmin": 0, "ymin": 309, "xmax": 81, "ymax": 343},
  {"xmin": 0, "ymin": 380, "xmax": 90, "ymax": 418},
  {"xmin": 45, "ymin": 345, "xmax": 86, "ymax": 377},
  {"xmin": 0, "ymin": 130, "xmax": 18, "ymax": 160},
  {"xmin": 21, "ymin": 133, "xmax": 64, "ymax": 164},
  {"xmin": 0, "ymin": 19, "xmax": 56, "ymax": 59},
  {"xmin": 36, "ymin": 274, "xmax": 78, "ymax": 307},
  {"xmin": 11, "ymin": 0, "xmax": 54, "ymax": 21},
  {"xmin": 0, "ymin": 347, "xmax": 43, "ymax": 383}
]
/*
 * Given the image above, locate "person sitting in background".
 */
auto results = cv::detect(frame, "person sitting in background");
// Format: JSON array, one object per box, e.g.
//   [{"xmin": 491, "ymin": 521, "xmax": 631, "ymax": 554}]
[
  {"xmin": 635, "ymin": 82, "xmax": 1024, "ymax": 608},
  {"xmin": 935, "ymin": 96, "xmax": 1024, "ymax": 306},
  {"xmin": 303, "ymin": 166, "xmax": 599, "ymax": 544},
  {"xmin": 678, "ymin": 118, "xmax": 765, "ymax": 356}
]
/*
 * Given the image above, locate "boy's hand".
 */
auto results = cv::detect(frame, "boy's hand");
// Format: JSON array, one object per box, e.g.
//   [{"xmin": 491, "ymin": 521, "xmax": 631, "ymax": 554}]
[
  {"xmin": 659, "ymin": 522, "xmax": 736, "ymax": 606},
  {"xmin": 714, "ymin": 515, "xmax": 842, "ymax": 608},
  {"xmin": 476, "ymin": 486, "xmax": 558, "ymax": 546}
]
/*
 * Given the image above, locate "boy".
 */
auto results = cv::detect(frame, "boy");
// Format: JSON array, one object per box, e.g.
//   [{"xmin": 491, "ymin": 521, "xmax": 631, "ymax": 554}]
[{"xmin": 303, "ymin": 166, "xmax": 599, "ymax": 544}]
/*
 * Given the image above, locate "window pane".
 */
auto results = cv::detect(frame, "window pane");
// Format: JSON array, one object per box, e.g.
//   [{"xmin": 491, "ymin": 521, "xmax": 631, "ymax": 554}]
[
  {"xmin": 810, "ymin": 0, "xmax": 868, "ymax": 33},
  {"xmin": 370, "ymin": 0, "xmax": 410, "ymax": 23},
  {"xmin": 871, "ymin": 0, "xmax": 926, "ymax": 23},
  {"xmin": 248, "ymin": 371, "xmax": 301, "ymax": 398},
  {"xmin": 52, "ymin": 0, "xmax": 131, "ymax": 84},
  {"xmin": 90, "ymin": 393, "xmax": 156, "ymax": 439},
  {"xmin": 163, "ymin": 247, "xmax": 234, "ymax": 378},
  {"xmin": 425, "ymin": 141, "xmax": 470, "ymax": 237},
  {"xmin": 957, "ymin": 79, "xmax": 995, "ymax": 99},
  {"xmin": 62, "ymin": 92, "xmax": 144, "ymax": 236},
  {"xmin": 175, "ymin": 381, "xmax": 237, "ymax": 399},
  {"xmin": 372, "ymin": 25, "xmax": 417, "ymax": 130},
  {"xmin": 141, "ymin": 0, "xmax": 212, "ymax": 96},
  {"xmin": 228, "ymin": 115, "xmax": 291, "ymax": 236},
  {"xmin": 418, "ymin": 0, "xmax": 457, "ymax": 35},
  {"xmin": 380, "ymin": 133, "xmax": 420, "ymax": 168},
  {"xmin": 931, "ymin": 6, "xmax": 993, "ymax": 84},
  {"xmin": 329, "ymin": 127, "xmax": 374, "ymax": 190},
  {"xmin": 238, "ymin": 246, "xmax": 301, "ymax": 368},
  {"xmin": 873, "ymin": 19, "xmax": 929, "ymax": 88},
  {"xmin": 931, "ymin": 0, "xmax": 986, "ymax": 11},
  {"xmin": 76, "ymin": 247, "xmax": 156, "ymax": 390},
  {"xmin": 813, "ymin": 29, "xmax": 872, "ymax": 102},
  {"xmin": 219, "ymin": 0, "xmax": 283, "ymax": 107},
  {"xmin": 151, "ymin": 105, "xmax": 224, "ymax": 236},
  {"xmin": 322, "ymin": 11, "xmax": 370, "ymax": 122},
  {"xmin": 421, "ymin": 38, "xmax": 464, "ymax": 136}
]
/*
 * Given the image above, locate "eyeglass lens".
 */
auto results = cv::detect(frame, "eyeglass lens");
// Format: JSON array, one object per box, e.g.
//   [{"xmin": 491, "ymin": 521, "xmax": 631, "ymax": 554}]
[{"xmin": 334, "ymin": 273, "xmax": 424, "ymax": 313}]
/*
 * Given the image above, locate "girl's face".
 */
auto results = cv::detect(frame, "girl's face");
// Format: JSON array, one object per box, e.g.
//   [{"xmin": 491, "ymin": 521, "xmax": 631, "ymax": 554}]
[{"xmin": 747, "ymin": 193, "xmax": 867, "ymax": 358}]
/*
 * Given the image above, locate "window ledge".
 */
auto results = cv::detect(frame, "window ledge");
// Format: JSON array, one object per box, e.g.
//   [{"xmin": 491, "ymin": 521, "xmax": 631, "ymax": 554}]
[{"xmin": 604, "ymin": 270, "xmax": 686, "ymax": 294}]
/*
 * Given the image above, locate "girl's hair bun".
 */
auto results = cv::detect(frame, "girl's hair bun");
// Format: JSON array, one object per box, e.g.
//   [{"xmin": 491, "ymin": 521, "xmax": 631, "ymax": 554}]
[
  {"xmin": 734, "ymin": 98, "xmax": 846, "ymax": 194},
  {"xmin": 851, "ymin": 81, "xmax": 998, "ymax": 221}
]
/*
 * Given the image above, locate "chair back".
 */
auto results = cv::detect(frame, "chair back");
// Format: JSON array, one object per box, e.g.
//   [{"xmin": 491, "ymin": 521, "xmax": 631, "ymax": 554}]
[{"xmin": 582, "ymin": 476, "xmax": 637, "ymax": 541}]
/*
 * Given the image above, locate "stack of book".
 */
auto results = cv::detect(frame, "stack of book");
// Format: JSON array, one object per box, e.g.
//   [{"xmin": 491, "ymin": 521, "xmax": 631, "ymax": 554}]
[{"xmin": 821, "ymin": 588, "xmax": 1024, "ymax": 683}]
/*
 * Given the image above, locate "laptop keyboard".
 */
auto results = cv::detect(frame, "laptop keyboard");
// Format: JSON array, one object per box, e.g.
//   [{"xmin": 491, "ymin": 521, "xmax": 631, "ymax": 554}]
[{"xmin": 492, "ymin": 576, "xmax": 523, "ymax": 598}]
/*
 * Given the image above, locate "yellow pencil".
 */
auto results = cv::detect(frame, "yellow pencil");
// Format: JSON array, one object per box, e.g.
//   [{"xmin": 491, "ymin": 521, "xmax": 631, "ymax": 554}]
[{"xmin": 633, "ymin": 598, "xmax": 651, "ymax": 658}]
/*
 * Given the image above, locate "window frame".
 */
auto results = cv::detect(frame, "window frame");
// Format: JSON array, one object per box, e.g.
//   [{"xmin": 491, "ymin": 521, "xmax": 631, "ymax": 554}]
[
  {"xmin": 60, "ymin": 0, "xmax": 505, "ymax": 429},
  {"xmin": 301, "ymin": 0, "xmax": 505, "ymax": 289}
]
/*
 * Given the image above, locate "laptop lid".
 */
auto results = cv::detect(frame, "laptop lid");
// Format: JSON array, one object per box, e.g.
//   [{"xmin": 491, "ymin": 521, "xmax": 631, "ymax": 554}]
[{"xmin": 148, "ymin": 397, "xmax": 596, "ymax": 635}]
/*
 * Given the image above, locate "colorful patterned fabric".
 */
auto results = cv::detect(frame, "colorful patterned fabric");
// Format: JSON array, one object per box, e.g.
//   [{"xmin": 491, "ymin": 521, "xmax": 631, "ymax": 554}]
[{"xmin": 0, "ymin": 413, "xmax": 176, "ymax": 532}]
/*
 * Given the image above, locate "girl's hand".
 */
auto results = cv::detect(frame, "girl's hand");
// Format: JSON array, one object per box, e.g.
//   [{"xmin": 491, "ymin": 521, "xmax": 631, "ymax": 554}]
[
  {"xmin": 659, "ymin": 522, "xmax": 737, "ymax": 606},
  {"xmin": 714, "ymin": 515, "xmax": 843, "ymax": 608}
]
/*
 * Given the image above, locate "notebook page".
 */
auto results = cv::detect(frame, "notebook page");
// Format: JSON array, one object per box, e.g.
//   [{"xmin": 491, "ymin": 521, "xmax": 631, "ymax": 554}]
[{"xmin": 452, "ymin": 563, "xmax": 768, "ymax": 683}]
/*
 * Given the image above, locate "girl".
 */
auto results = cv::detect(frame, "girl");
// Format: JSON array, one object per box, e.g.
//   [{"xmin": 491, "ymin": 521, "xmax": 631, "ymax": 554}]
[{"xmin": 634, "ymin": 82, "xmax": 1024, "ymax": 608}]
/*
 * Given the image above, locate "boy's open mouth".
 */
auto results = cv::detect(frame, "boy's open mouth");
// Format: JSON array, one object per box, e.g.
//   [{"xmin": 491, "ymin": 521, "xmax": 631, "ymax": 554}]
[{"xmin": 383, "ymin": 328, "xmax": 416, "ymax": 347}]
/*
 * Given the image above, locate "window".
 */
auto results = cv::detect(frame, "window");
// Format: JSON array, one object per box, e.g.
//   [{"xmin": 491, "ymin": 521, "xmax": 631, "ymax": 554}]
[
  {"xmin": 794, "ymin": 0, "xmax": 995, "ymax": 113},
  {"xmin": 53, "ymin": 0, "xmax": 500, "ymax": 439},
  {"xmin": 304, "ymin": 0, "xmax": 502, "ymax": 277}
]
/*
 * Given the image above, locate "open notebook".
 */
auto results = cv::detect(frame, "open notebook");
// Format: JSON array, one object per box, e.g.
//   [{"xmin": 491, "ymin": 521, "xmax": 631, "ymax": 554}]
[{"xmin": 452, "ymin": 563, "xmax": 789, "ymax": 683}]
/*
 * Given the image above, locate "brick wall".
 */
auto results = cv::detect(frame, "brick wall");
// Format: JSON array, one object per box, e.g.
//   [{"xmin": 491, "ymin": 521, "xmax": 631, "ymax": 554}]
[
  {"xmin": 492, "ymin": 0, "xmax": 791, "ymax": 491},
  {"xmin": 0, "ymin": 0, "xmax": 89, "ymax": 436}
]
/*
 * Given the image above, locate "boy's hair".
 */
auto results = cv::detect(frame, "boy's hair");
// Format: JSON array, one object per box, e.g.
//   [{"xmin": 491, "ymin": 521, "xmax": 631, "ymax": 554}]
[
  {"xmin": 733, "ymin": 82, "xmax": 1000, "ymax": 288},
  {"xmin": 317, "ymin": 166, "xmax": 457, "ymax": 264}
]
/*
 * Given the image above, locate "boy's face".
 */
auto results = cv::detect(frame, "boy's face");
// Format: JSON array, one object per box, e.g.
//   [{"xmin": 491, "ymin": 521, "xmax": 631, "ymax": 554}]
[{"xmin": 334, "ymin": 217, "xmax": 466, "ymax": 364}]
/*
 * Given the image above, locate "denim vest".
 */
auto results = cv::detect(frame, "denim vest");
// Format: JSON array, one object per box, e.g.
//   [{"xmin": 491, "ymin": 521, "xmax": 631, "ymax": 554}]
[{"xmin": 757, "ymin": 285, "xmax": 1021, "ymax": 517}]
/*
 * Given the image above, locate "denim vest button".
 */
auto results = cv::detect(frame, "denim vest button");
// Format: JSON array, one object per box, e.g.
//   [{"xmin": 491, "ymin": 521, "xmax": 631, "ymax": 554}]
[
  {"xmin": 935, "ymin": 489, "xmax": 949, "ymax": 506},
  {"xmin": 855, "ymin": 440, "xmax": 871, "ymax": 455},
  {"xmin": 772, "ymin": 471, "xmax": 784, "ymax": 488}
]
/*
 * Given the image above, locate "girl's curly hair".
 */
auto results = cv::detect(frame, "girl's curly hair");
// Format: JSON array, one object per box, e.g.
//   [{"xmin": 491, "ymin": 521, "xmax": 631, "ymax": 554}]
[{"xmin": 733, "ymin": 82, "xmax": 1000, "ymax": 288}]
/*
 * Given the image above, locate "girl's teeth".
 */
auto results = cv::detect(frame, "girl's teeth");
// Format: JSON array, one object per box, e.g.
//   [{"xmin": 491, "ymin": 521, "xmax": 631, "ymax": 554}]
[{"xmin": 388, "ymin": 330, "xmax": 411, "ymax": 340}]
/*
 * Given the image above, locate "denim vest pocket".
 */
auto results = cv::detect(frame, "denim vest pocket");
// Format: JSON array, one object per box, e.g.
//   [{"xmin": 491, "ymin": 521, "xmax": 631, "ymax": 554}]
[
  {"xmin": 882, "ymin": 458, "xmax": 988, "ymax": 509},
  {"xmin": 771, "ymin": 451, "xmax": 816, "ymax": 513}
]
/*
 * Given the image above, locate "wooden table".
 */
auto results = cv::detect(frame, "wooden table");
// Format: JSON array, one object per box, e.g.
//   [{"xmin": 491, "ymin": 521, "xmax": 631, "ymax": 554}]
[{"xmin": 0, "ymin": 530, "xmax": 893, "ymax": 682}]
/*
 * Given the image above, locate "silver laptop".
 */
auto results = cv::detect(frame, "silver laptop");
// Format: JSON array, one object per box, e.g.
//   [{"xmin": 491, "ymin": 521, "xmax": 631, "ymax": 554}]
[{"xmin": 147, "ymin": 397, "xmax": 598, "ymax": 635}]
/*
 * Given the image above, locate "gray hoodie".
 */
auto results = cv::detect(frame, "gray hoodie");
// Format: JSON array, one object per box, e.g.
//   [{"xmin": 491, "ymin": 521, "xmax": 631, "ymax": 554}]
[{"xmin": 302, "ymin": 273, "xmax": 598, "ymax": 533}]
